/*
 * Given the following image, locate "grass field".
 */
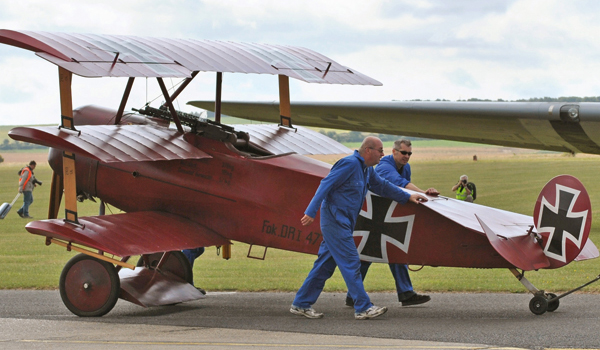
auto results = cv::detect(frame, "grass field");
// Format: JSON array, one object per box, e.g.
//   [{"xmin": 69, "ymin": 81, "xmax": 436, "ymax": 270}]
[{"xmin": 1, "ymin": 142, "xmax": 600, "ymax": 294}]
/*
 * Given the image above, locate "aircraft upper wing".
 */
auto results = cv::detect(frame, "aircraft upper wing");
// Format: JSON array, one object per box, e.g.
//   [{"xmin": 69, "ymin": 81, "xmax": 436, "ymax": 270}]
[
  {"xmin": 187, "ymin": 100, "xmax": 600, "ymax": 155},
  {"xmin": 25, "ymin": 211, "xmax": 230, "ymax": 257},
  {"xmin": 0, "ymin": 29, "xmax": 380, "ymax": 85},
  {"xmin": 9, "ymin": 125, "xmax": 211, "ymax": 163}
]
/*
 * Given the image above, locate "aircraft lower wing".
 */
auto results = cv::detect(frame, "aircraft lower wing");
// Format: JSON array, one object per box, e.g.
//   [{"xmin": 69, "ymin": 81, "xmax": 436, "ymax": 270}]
[
  {"xmin": 25, "ymin": 211, "xmax": 230, "ymax": 257},
  {"xmin": 187, "ymin": 100, "xmax": 600, "ymax": 155}
]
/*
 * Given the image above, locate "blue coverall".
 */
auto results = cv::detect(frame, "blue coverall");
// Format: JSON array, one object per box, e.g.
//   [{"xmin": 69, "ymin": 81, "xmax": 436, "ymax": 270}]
[
  {"xmin": 292, "ymin": 151, "xmax": 411, "ymax": 313},
  {"xmin": 351, "ymin": 154, "xmax": 416, "ymax": 302},
  {"xmin": 182, "ymin": 247, "xmax": 205, "ymax": 286}
]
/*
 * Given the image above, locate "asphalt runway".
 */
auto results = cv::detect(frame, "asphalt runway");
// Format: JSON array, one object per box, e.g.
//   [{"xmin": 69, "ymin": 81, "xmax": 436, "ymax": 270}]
[{"xmin": 1, "ymin": 290, "xmax": 599, "ymax": 350}]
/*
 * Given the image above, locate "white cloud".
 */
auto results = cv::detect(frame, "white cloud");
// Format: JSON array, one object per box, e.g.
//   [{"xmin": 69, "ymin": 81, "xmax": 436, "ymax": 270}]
[{"xmin": 1, "ymin": 0, "xmax": 600, "ymax": 125}]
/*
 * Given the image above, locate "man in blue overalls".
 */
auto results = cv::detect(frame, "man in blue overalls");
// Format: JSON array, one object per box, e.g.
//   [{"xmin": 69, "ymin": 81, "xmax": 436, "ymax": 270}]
[
  {"xmin": 345, "ymin": 139, "xmax": 437, "ymax": 308},
  {"xmin": 290, "ymin": 137, "xmax": 428, "ymax": 320}
]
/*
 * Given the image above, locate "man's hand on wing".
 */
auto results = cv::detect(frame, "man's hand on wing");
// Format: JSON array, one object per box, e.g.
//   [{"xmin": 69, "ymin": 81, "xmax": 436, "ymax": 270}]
[
  {"xmin": 425, "ymin": 188, "xmax": 439, "ymax": 196},
  {"xmin": 409, "ymin": 193, "xmax": 428, "ymax": 204}
]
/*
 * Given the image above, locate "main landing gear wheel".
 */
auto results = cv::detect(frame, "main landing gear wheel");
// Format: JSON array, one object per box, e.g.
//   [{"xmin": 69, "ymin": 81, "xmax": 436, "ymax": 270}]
[
  {"xmin": 136, "ymin": 251, "xmax": 193, "ymax": 284},
  {"xmin": 546, "ymin": 293, "xmax": 560, "ymax": 312},
  {"xmin": 59, "ymin": 253, "xmax": 120, "ymax": 317},
  {"xmin": 529, "ymin": 295, "xmax": 549, "ymax": 315}
]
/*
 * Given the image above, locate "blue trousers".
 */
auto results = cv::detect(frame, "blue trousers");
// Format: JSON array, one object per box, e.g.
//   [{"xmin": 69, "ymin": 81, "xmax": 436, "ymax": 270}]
[
  {"xmin": 293, "ymin": 205, "xmax": 373, "ymax": 313},
  {"xmin": 347, "ymin": 261, "xmax": 416, "ymax": 302},
  {"xmin": 182, "ymin": 247, "xmax": 205, "ymax": 268},
  {"xmin": 182, "ymin": 247, "xmax": 205, "ymax": 286},
  {"xmin": 17, "ymin": 191, "xmax": 33, "ymax": 217}
]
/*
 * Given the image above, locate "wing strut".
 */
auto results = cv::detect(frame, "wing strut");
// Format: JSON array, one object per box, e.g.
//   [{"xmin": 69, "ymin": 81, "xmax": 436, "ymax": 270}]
[
  {"xmin": 47, "ymin": 169, "xmax": 62, "ymax": 219},
  {"xmin": 163, "ymin": 71, "xmax": 199, "ymax": 108},
  {"xmin": 278, "ymin": 75, "xmax": 293, "ymax": 128},
  {"xmin": 57, "ymin": 67, "xmax": 80, "ymax": 225},
  {"xmin": 115, "ymin": 77, "xmax": 135, "ymax": 125},
  {"xmin": 157, "ymin": 78, "xmax": 184, "ymax": 133},
  {"xmin": 215, "ymin": 72, "xmax": 222, "ymax": 123}
]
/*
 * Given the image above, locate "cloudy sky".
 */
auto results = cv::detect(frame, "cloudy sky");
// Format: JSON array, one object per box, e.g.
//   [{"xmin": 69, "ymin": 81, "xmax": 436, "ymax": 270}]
[{"xmin": 1, "ymin": 0, "xmax": 600, "ymax": 125}]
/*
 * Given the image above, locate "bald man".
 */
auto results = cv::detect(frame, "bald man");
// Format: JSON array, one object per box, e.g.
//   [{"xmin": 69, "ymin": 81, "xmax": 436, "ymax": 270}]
[{"xmin": 290, "ymin": 137, "xmax": 428, "ymax": 320}]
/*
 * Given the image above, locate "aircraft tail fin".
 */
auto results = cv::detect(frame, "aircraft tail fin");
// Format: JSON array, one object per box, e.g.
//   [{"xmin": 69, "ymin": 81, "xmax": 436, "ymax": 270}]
[{"xmin": 533, "ymin": 175, "xmax": 594, "ymax": 268}]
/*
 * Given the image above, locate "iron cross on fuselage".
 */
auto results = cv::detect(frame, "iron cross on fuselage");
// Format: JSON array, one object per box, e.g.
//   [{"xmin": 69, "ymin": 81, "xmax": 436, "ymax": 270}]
[{"xmin": 354, "ymin": 194, "xmax": 414, "ymax": 261}]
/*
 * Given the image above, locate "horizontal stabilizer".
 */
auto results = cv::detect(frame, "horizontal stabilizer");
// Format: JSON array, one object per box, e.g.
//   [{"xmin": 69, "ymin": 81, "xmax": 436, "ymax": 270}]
[
  {"xmin": 236, "ymin": 124, "xmax": 351, "ymax": 155},
  {"xmin": 9, "ymin": 125, "xmax": 211, "ymax": 163},
  {"xmin": 25, "ymin": 211, "xmax": 230, "ymax": 257},
  {"xmin": 476, "ymin": 214, "xmax": 550, "ymax": 270},
  {"xmin": 575, "ymin": 238, "xmax": 600, "ymax": 261}
]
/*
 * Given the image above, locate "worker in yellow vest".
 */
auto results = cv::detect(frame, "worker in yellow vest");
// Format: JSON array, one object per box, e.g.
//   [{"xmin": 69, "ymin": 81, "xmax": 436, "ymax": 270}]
[{"xmin": 451, "ymin": 175, "xmax": 473, "ymax": 202}]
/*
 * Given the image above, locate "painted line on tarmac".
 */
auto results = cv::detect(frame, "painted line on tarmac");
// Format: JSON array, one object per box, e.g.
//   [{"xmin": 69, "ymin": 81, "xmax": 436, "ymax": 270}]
[{"xmin": 18, "ymin": 339, "xmax": 529, "ymax": 349}]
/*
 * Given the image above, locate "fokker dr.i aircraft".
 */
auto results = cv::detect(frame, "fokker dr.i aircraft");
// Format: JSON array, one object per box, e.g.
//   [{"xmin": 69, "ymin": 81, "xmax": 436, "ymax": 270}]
[{"xmin": 1, "ymin": 29, "xmax": 598, "ymax": 317}]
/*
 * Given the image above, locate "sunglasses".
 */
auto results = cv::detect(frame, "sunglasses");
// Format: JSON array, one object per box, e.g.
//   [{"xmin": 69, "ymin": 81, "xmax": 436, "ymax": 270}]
[{"xmin": 395, "ymin": 149, "xmax": 412, "ymax": 156}]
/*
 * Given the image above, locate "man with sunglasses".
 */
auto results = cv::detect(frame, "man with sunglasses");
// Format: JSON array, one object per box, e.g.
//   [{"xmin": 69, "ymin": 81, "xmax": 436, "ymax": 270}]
[
  {"xmin": 346, "ymin": 139, "xmax": 437, "ymax": 308},
  {"xmin": 291, "ymin": 136, "xmax": 428, "ymax": 320}
]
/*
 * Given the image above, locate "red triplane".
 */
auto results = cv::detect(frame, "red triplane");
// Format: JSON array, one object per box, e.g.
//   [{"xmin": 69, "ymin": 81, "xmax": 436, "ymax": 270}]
[{"xmin": 1, "ymin": 30, "xmax": 598, "ymax": 317}]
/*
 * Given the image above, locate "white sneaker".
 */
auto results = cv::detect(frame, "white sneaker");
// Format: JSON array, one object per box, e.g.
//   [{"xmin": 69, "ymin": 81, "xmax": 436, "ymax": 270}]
[
  {"xmin": 290, "ymin": 305, "xmax": 324, "ymax": 319},
  {"xmin": 355, "ymin": 305, "xmax": 388, "ymax": 320}
]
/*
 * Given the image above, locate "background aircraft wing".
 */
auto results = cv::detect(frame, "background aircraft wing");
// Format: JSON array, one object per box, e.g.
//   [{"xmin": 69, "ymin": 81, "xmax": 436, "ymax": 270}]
[
  {"xmin": 9, "ymin": 125, "xmax": 212, "ymax": 163},
  {"xmin": 188, "ymin": 100, "xmax": 600, "ymax": 155},
  {"xmin": 0, "ymin": 29, "xmax": 380, "ymax": 85},
  {"xmin": 25, "ymin": 211, "xmax": 230, "ymax": 257}
]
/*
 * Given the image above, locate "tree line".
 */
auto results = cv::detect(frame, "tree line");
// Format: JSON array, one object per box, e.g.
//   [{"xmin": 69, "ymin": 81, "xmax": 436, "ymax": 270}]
[
  {"xmin": 0, "ymin": 139, "xmax": 47, "ymax": 151},
  {"xmin": 456, "ymin": 96, "xmax": 600, "ymax": 102}
]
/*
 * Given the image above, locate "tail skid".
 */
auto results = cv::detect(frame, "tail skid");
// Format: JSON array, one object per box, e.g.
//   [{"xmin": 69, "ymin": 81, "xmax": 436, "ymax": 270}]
[{"xmin": 510, "ymin": 267, "xmax": 600, "ymax": 315}]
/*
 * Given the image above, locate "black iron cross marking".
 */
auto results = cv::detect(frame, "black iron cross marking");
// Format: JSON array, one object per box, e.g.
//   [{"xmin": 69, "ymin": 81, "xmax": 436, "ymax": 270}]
[
  {"xmin": 354, "ymin": 194, "xmax": 412, "ymax": 260},
  {"xmin": 539, "ymin": 187, "xmax": 586, "ymax": 261}
]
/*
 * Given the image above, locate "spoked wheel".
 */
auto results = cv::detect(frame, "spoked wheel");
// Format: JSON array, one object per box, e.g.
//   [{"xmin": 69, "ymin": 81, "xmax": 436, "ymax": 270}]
[
  {"xmin": 59, "ymin": 253, "xmax": 120, "ymax": 317},
  {"xmin": 546, "ymin": 293, "xmax": 560, "ymax": 312},
  {"xmin": 529, "ymin": 295, "xmax": 548, "ymax": 315},
  {"xmin": 136, "ymin": 251, "xmax": 193, "ymax": 284}
]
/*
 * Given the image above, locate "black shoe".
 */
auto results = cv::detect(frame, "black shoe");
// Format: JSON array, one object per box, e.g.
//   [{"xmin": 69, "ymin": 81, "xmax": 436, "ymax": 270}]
[
  {"xmin": 401, "ymin": 294, "xmax": 431, "ymax": 306},
  {"xmin": 345, "ymin": 296, "xmax": 354, "ymax": 307},
  {"xmin": 17, "ymin": 211, "xmax": 23, "ymax": 218},
  {"xmin": 196, "ymin": 287, "xmax": 206, "ymax": 295}
]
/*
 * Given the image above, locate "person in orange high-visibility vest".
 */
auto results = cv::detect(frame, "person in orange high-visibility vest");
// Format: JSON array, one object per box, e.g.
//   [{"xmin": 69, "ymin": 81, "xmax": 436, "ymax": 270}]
[{"xmin": 17, "ymin": 160, "xmax": 40, "ymax": 219}]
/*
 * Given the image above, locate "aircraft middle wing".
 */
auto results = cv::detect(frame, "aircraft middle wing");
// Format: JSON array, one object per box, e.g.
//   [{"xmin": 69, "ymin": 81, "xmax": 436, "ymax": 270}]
[
  {"xmin": 9, "ymin": 124, "xmax": 212, "ymax": 163},
  {"xmin": 187, "ymin": 100, "xmax": 600, "ymax": 155},
  {"xmin": 25, "ymin": 211, "xmax": 230, "ymax": 257}
]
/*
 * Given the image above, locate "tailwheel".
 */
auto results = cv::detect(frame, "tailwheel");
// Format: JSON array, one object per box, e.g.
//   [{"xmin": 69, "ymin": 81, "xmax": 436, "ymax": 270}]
[
  {"xmin": 529, "ymin": 295, "xmax": 548, "ymax": 315},
  {"xmin": 136, "ymin": 251, "xmax": 193, "ymax": 284},
  {"xmin": 546, "ymin": 293, "xmax": 560, "ymax": 312},
  {"xmin": 59, "ymin": 253, "xmax": 120, "ymax": 317}
]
